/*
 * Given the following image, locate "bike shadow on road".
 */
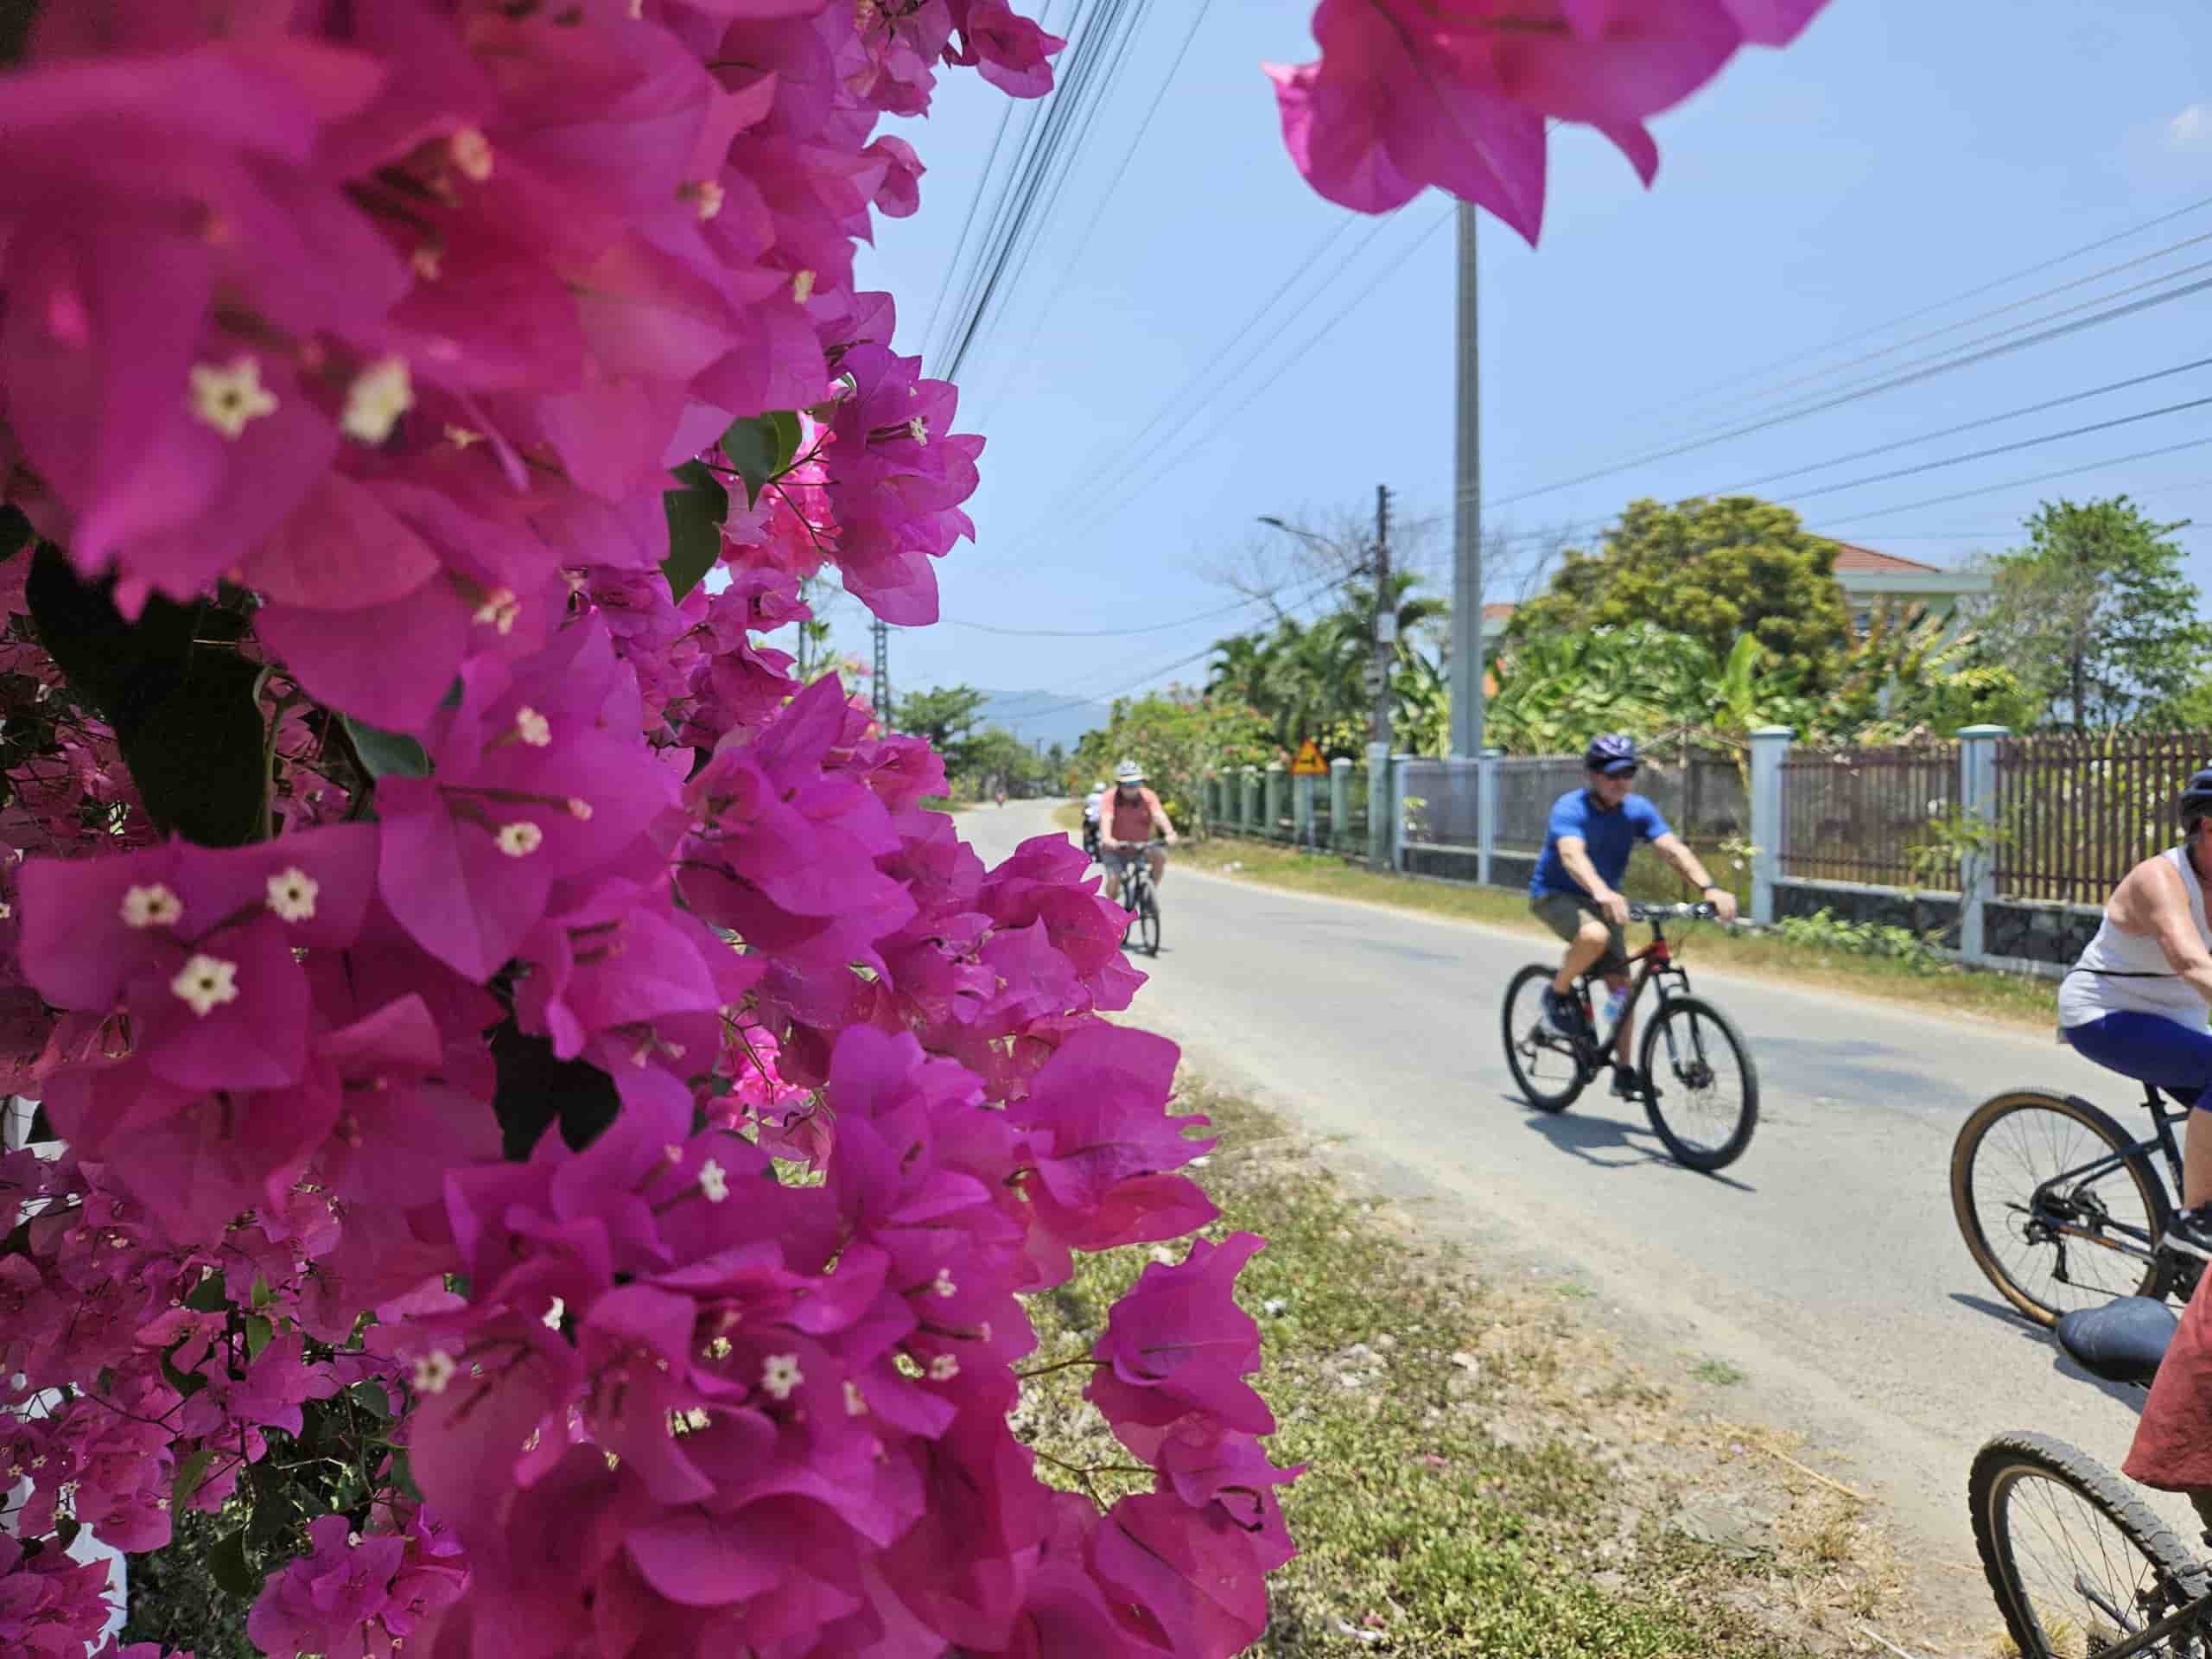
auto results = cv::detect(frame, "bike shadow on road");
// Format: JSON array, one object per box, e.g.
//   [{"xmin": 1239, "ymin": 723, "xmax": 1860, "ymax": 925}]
[
  {"xmin": 1945, "ymin": 1291, "xmax": 2150, "ymax": 1416},
  {"xmin": 1500, "ymin": 1091, "xmax": 1758, "ymax": 1194}
]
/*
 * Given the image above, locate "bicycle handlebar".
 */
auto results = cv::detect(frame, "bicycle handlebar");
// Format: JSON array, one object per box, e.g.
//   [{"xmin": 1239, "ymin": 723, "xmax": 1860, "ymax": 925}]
[{"xmin": 1625, "ymin": 901, "xmax": 1720, "ymax": 923}]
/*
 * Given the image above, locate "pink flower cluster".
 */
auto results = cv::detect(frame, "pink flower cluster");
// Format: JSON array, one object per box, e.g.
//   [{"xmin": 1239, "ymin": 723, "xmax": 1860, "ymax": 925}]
[{"xmin": 1268, "ymin": 0, "xmax": 1833, "ymax": 240}]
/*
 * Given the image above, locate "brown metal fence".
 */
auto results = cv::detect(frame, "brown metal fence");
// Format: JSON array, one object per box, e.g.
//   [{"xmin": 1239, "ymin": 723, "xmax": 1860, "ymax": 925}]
[
  {"xmin": 1993, "ymin": 731, "xmax": 2208, "ymax": 905},
  {"xmin": 1780, "ymin": 743, "xmax": 1960, "ymax": 887}
]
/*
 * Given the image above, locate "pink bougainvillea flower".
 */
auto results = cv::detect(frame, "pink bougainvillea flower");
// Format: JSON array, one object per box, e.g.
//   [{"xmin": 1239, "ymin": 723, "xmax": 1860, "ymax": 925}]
[
  {"xmin": 950, "ymin": 0, "xmax": 1069, "ymax": 99},
  {"xmin": 1087, "ymin": 1232, "xmax": 1274, "ymax": 1440},
  {"xmin": 1268, "ymin": 0, "xmax": 1832, "ymax": 238}
]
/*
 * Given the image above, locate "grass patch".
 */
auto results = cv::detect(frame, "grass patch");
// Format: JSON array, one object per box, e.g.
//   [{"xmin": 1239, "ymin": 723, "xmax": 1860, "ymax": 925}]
[
  {"xmin": 1693, "ymin": 1359, "xmax": 1748, "ymax": 1388},
  {"xmin": 1016, "ymin": 1083, "xmax": 1929, "ymax": 1656},
  {"xmin": 1183, "ymin": 835, "xmax": 2058, "ymax": 1031}
]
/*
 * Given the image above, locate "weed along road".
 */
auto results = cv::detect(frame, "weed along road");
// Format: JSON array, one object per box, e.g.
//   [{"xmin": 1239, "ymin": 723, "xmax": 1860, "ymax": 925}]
[{"xmin": 966, "ymin": 799, "xmax": 2190, "ymax": 1608}]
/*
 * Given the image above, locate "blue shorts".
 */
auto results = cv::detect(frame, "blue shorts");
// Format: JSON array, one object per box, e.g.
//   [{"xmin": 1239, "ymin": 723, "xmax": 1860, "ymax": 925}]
[{"xmin": 2062, "ymin": 1009, "xmax": 2212, "ymax": 1110}]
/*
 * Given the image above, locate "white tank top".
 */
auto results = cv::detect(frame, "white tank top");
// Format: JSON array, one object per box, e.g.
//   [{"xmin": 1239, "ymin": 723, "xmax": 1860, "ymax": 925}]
[{"xmin": 2058, "ymin": 846, "xmax": 2212, "ymax": 1029}]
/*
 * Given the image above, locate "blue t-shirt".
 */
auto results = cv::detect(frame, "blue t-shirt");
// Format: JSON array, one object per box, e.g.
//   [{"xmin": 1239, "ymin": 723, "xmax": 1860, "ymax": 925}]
[{"xmin": 1529, "ymin": 788, "xmax": 1671, "ymax": 899}]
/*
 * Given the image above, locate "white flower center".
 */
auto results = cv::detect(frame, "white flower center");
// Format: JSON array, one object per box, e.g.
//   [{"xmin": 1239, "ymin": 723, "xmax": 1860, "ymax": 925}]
[
  {"xmin": 494, "ymin": 822, "xmax": 543, "ymax": 858},
  {"xmin": 412, "ymin": 1351, "xmax": 457, "ymax": 1395},
  {"xmin": 843, "ymin": 1380, "xmax": 868, "ymax": 1416},
  {"xmin": 791, "ymin": 269, "xmax": 816, "ymax": 304},
  {"xmin": 472, "ymin": 587, "xmax": 521, "ymax": 635},
  {"xmin": 189, "ymin": 356, "xmax": 278, "ymax": 439},
  {"xmin": 170, "ymin": 953, "xmax": 239, "ymax": 1018},
  {"xmin": 927, "ymin": 1354, "xmax": 960, "ymax": 1381},
  {"xmin": 931, "ymin": 1268, "xmax": 956, "ymax": 1300},
  {"xmin": 698, "ymin": 1158, "xmax": 729, "ymax": 1204},
  {"xmin": 907, "ymin": 416, "xmax": 928, "ymax": 446},
  {"xmin": 264, "ymin": 868, "xmax": 319, "ymax": 922},
  {"xmin": 542, "ymin": 1296, "xmax": 565, "ymax": 1332},
  {"xmin": 340, "ymin": 357, "xmax": 414, "ymax": 445},
  {"xmin": 514, "ymin": 706, "xmax": 552, "ymax": 747},
  {"xmin": 120, "ymin": 883, "xmax": 183, "ymax": 930},
  {"xmin": 450, "ymin": 128, "xmax": 493, "ymax": 182},
  {"xmin": 567, "ymin": 797, "xmax": 594, "ymax": 821},
  {"xmin": 761, "ymin": 1353, "xmax": 803, "ymax": 1401},
  {"xmin": 684, "ymin": 180, "xmax": 725, "ymax": 221}
]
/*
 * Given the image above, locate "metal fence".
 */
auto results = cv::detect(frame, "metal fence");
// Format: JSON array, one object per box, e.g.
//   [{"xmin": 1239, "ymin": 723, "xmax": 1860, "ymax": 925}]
[
  {"xmin": 1492, "ymin": 752, "xmax": 1745, "ymax": 849},
  {"xmin": 1399, "ymin": 758, "xmax": 1482, "ymax": 846},
  {"xmin": 1493, "ymin": 756, "xmax": 1582, "ymax": 849},
  {"xmin": 1779, "ymin": 742, "xmax": 1959, "ymax": 888},
  {"xmin": 1993, "ymin": 731, "xmax": 2206, "ymax": 905}
]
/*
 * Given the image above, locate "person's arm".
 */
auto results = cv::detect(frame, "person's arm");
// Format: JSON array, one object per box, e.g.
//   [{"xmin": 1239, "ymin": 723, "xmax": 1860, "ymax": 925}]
[
  {"xmin": 1147, "ymin": 788, "xmax": 1178, "ymax": 843},
  {"xmin": 1554, "ymin": 836, "xmax": 1630, "ymax": 926},
  {"xmin": 2130, "ymin": 860, "xmax": 2212, "ymax": 1007},
  {"xmin": 1650, "ymin": 830, "xmax": 1738, "ymax": 923}
]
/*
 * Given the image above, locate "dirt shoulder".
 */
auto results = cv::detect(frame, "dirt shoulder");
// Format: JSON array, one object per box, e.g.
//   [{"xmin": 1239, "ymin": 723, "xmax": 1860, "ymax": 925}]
[{"xmin": 1020, "ymin": 1079, "xmax": 1987, "ymax": 1656}]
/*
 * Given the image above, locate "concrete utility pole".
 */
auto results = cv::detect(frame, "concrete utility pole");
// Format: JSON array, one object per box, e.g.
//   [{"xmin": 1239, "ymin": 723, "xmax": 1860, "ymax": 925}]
[
  {"xmin": 1447, "ymin": 199, "xmax": 1484, "ymax": 760},
  {"xmin": 871, "ymin": 616, "xmax": 891, "ymax": 728},
  {"xmin": 1370, "ymin": 482, "xmax": 1394, "ymax": 756}
]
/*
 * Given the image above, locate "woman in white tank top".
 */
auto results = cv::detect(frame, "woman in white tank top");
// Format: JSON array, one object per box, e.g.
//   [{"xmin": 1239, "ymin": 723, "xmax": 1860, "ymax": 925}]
[{"xmin": 2058, "ymin": 772, "xmax": 2212, "ymax": 1266}]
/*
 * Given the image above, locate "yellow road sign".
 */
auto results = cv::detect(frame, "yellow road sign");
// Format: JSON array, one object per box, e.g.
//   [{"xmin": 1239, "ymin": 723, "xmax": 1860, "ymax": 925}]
[{"xmin": 1290, "ymin": 739, "xmax": 1327, "ymax": 777}]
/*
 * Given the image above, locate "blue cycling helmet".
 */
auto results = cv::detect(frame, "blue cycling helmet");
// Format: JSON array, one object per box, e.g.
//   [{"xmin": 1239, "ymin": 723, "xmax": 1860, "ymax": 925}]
[{"xmin": 1584, "ymin": 733, "xmax": 1640, "ymax": 777}]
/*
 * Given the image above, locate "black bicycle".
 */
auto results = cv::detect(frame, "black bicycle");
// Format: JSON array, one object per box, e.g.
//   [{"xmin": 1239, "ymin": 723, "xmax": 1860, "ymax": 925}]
[
  {"xmin": 1111, "ymin": 837, "xmax": 1163, "ymax": 957},
  {"xmin": 1952, "ymin": 1082, "xmax": 2202, "ymax": 1327},
  {"xmin": 1974, "ymin": 1295, "xmax": 2212, "ymax": 1656},
  {"xmin": 1499, "ymin": 901, "xmax": 1758, "ymax": 1173}
]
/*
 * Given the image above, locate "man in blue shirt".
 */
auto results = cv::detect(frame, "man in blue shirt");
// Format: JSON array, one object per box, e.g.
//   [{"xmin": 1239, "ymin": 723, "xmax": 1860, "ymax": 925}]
[{"xmin": 1530, "ymin": 734, "xmax": 1738, "ymax": 1096}]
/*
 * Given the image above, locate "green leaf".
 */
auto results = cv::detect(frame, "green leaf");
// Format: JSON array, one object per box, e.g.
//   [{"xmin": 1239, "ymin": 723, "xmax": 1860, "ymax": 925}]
[
  {"xmin": 342, "ymin": 714, "xmax": 430, "ymax": 779},
  {"xmin": 184, "ymin": 1273, "xmax": 231, "ymax": 1313},
  {"xmin": 716, "ymin": 411, "xmax": 802, "ymax": 508},
  {"xmin": 389, "ymin": 1447, "xmax": 424, "ymax": 1503},
  {"xmin": 160, "ymin": 1344, "xmax": 207, "ymax": 1400},
  {"xmin": 117, "ymin": 651, "xmax": 268, "ymax": 846},
  {"xmin": 250, "ymin": 1274, "xmax": 274, "ymax": 1312},
  {"xmin": 0, "ymin": 504, "xmax": 30, "ymax": 563},
  {"xmin": 346, "ymin": 1379, "xmax": 392, "ymax": 1421},
  {"xmin": 661, "ymin": 460, "xmax": 728, "ymax": 602},
  {"xmin": 207, "ymin": 1528, "xmax": 261, "ymax": 1599},
  {"xmin": 171, "ymin": 1446, "xmax": 218, "ymax": 1512},
  {"xmin": 489, "ymin": 1020, "xmax": 622, "ymax": 1160},
  {"xmin": 52, "ymin": 1516, "xmax": 80, "ymax": 1553},
  {"xmin": 242, "ymin": 1314, "xmax": 275, "ymax": 1363}
]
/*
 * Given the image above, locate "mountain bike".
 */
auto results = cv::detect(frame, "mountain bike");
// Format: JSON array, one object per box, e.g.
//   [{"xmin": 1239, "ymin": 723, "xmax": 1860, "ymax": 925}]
[
  {"xmin": 1499, "ymin": 901, "xmax": 1758, "ymax": 1173},
  {"xmin": 1110, "ymin": 837, "xmax": 1163, "ymax": 957},
  {"xmin": 1973, "ymin": 1295, "xmax": 2212, "ymax": 1657},
  {"xmin": 1952, "ymin": 1082, "xmax": 2203, "ymax": 1327}
]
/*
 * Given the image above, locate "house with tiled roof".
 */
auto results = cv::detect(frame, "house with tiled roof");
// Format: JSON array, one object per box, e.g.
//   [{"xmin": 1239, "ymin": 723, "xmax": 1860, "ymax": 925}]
[{"xmin": 1830, "ymin": 543, "xmax": 1991, "ymax": 635}]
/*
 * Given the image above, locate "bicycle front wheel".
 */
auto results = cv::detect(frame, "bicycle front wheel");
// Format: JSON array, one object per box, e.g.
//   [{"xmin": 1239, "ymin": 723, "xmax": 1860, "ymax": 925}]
[
  {"xmin": 1638, "ymin": 995, "xmax": 1758, "ymax": 1172},
  {"xmin": 1501, "ymin": 963, "xmax": 1587, "ymax": 1113},
  {"xmin": 1138, "ymin": 893, "xmax": 1160, "ymax": 957},
  {"xmin": 1951, "ymin": 1090, "xmax": 2171, "ymax": 1327},
  {"xmin": 1971, "ymin": 1432, "xmax": 2210, "ymax": 1658}
]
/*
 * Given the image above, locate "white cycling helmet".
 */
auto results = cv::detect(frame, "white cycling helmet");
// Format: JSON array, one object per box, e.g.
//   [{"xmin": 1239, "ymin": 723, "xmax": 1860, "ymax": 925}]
[{"xmin": 1114, "ymin": 760, "xmax": 1144, "ymax": 785}]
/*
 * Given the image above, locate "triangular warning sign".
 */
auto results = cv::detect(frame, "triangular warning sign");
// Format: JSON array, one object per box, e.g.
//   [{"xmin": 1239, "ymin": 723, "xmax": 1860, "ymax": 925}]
[{"xmin": 1291, "ymin": 739, "xmax": 1327, "ymax": 776}]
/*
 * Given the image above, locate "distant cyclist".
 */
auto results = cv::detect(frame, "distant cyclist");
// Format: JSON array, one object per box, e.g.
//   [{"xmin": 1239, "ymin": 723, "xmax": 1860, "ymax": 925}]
[
  {"xmin": 1082, "ymin": 779, "xmax": 1107, "ymax": 860},
  {"xmin": 1099, "ymin": 760, "xmax": 1177, "ymax": 904},
  {"xmin": 1529, "ymin": 734, "xmax": 1736, "ymax": 1097}
]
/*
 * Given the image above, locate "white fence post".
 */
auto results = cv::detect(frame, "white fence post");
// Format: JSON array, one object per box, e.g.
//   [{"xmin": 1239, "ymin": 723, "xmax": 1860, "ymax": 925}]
[
  {"xmin": 1749, "ymin": 726, "xmax": 1794, "ymax": 925},
  {"xmin": 1329, "ymin": 758, "xmax": 1352, "ymax": 854},
  {"xmin": 1265, "ymin": 764, "xmax": 1287, "ymax": 842},
  {"xmin": 1367, "ymin": 741, "xmax": 1390, "ymax": 870},
  {"xmin": 1958, "ymin": 724, "xmax": 2008, "ymax": 967},
  {"xmin": 1294, "ymin": 772, "xmax": 1315, "ymax": 849},
  {"xmin": 1477, "ymin": 747, "xmax": 1500, "ymax": 887}
]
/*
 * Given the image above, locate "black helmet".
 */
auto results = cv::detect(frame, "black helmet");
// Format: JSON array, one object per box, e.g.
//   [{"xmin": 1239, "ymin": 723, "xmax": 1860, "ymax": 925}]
[
  {"xmin": 1584, "ymin": 733, "xmax": 1640, "ymax": 777},
  {"xmin": 2183, "ymin": 766, "xmax": 2212, "ymax": 826}
]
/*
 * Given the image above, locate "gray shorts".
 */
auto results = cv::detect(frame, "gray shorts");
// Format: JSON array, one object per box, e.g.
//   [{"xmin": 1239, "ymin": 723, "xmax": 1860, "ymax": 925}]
[
  {"xmin": 1531, "ymin": 891, "xmax": 1628, "ymax": 977},
  {"xmin": 1100, "ymin": 846, "xmax": 1149, "ymax": 880}
]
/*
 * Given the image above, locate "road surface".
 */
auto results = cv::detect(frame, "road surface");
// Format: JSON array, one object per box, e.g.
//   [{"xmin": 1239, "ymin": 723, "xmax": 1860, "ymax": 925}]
[{"xmin": 964, "ymin": 800, "xmax": 2185, "ymax": 1616}]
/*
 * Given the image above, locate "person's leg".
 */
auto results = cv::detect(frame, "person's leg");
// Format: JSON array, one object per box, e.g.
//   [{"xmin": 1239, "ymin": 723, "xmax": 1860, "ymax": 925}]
[
  {"xmin": 2065, "ymin": 1010, "xmax": 2212, "ymax": 1241},
  {"xmin": 1608, "ymin": 971, "xmax": 1635, "ymax": 1066},
  {"xmin": 2188, "ymin": 1109, "xmax": 2212, "ymax": 1211},
  {"xmin": 1551, "ymin": 917, "xmax": 1611, "ymax": 996},
  {"xmin": 1148, "ymin": 847, "xmax": 1166, "ymax": 887}
]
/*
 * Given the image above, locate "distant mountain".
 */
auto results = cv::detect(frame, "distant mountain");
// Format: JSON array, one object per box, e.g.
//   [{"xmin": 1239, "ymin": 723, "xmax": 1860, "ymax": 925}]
[{"xmin": 972, "ymin": 690, "xmax": 1113, "ymax": 754}]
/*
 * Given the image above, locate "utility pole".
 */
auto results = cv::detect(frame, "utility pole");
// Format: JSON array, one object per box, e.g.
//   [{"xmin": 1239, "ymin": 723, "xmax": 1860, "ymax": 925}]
[
  {"xmin": 871, "ymin": 616, "xmax": 891, "ymax": 729},
  {"xmin": 1367, "ymin": 481, "xmax": 1394, "ymax": 873},
  {"xmin": 1447, "ymin": 199, "xmax": 1484, "ymax": 760}
]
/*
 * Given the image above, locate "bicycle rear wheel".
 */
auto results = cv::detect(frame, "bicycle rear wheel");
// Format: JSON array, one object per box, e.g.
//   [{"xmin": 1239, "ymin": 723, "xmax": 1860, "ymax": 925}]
[
  {"xmin": 1951, "ymin": 1090, "xmax": 2171, "ymax": 1327},
  {"xmin": 1501, "ymin": 963, "xmax": 1588, "ymax": 1113},
  {"xmin": 1970, "ymin": 1432, "xmax": 2210, "ymax": 1658},
  {"xmin": 1638, "ymin": 995, "xmax": 1758, "ymax": 1173}
]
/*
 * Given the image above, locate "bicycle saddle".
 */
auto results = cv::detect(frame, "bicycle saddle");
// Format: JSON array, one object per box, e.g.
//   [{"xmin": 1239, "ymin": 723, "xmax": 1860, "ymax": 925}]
[{"xmin": 2054, "ymin": 1296, "xmax": 2177, "ymax": 1388}]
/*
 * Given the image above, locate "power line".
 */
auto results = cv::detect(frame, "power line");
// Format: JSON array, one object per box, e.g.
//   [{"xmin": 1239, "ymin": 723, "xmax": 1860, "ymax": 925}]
[
  {"xmin": 941, "ymin": 588, "xmax": 1270, "ymax": 638},
  {"xmin": 1484, "ymin": 264, "xmax": 2212, "ymax": 512},
  {"xmin": 1813, "ymin": 433, "xmax": 2212, "ymax": 527},
  {"xmin": 1600, "ymin": 192, "xmax": 2212, "ymax": 435}
]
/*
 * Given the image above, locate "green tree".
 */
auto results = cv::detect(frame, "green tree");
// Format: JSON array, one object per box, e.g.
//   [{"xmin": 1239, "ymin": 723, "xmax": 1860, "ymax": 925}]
[
  {"xmin": 1505, "ymin": 496, "xmax": 1852, "ymax": 687},
  {"xmin": 895, "ymin": 683, "xmax": 989, "ymax": 770},
  {"xmin": 1074, "ymin": 689, "xmax": 1269, "ymax": 834},
  {"xmin": 1965, "ymin": 496, "xmax": 2209, "ymax": 729}
]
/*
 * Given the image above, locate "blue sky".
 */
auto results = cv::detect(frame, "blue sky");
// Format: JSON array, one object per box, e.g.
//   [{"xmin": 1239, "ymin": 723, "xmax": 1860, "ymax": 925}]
[{"xmin": 812, "ymin": 0, "xmax": 2212, "ymax": 715}]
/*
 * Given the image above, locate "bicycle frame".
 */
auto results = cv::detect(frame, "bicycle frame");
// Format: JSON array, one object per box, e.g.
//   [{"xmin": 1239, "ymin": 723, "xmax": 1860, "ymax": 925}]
[
  {"xmin": 1577, "ymin": 923, "xmax": 1693, "ymax": 1056},
  {"xmin": 2029, "ymin": 1085, "xmax": 2189, "ymax": 1274},
  {"xmin": 2076, "ymin": 1580, "xmax": 2212, "ymax": 1659}
]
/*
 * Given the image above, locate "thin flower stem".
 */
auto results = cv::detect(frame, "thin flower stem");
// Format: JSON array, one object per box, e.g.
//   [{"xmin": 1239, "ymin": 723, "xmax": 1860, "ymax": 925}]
[{"xmin": 1012, "ymin": 1356, "xmax": 1106, "ymax": 1381}]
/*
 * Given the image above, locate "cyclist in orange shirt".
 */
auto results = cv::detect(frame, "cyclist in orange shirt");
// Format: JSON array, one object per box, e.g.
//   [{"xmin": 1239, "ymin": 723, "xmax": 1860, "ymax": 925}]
[{"xmin": 1098, "ymin": 759, "xmax": 1179, "ymax": 903}]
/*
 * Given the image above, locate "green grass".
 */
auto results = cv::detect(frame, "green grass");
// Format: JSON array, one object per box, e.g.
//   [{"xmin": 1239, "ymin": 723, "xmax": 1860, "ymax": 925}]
[
  {"xmin": 1185, "ymin": 835, "xmax": 2059, "ymax": 1031},
  {"xmin": 1014, "ymin": 1085, "xmax": 1837, "ymax": 1657},
  {"xmin": 1693, "ymin": 1359, "xmax": 1748, "ymax": 1388}
]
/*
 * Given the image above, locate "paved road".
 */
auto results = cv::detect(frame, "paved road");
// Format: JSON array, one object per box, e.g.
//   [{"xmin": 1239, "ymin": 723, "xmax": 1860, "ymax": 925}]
[{"xmin": 964, "ymin": 801, "xmax": 2188, "ymax": 1612}]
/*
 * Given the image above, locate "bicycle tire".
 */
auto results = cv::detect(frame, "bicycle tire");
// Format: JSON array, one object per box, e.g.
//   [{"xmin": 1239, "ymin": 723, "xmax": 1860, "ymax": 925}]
[
  {"xmin": 1951, "ymin": 1090, "xmax": 2172, "ymax": 1327},
  {"xmin": 1501, "ymin": 963, "xmax": 1588, "ymax": 1114},
  {"xmin": 1970, "ymin": 1431, "xmax": 2210, "ymax": 1657},
  {"xmin": 1139, "ymin": 893, "xmax": 1160, "ymax": 957},
  {"xmin": 1637, "ymin": 995, "xmax": 1758, "ymax": 1172}
]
